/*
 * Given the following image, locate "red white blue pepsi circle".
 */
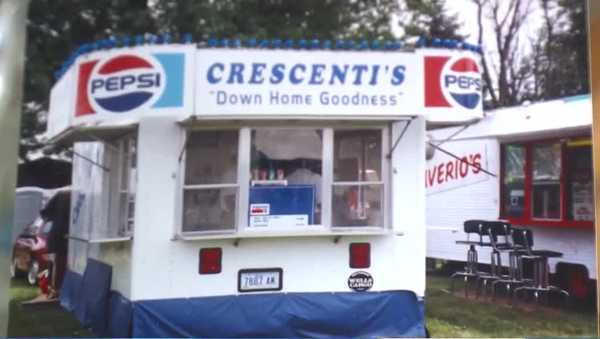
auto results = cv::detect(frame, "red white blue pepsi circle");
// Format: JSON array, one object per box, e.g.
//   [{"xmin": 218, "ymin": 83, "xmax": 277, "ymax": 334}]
[
  {"xmin": 439, "ymin": 57, "xmax": 481, "ymax": 110},
  {"xmin": 87, "ymin": 54, "xmax": 166, "ymax": 113}
]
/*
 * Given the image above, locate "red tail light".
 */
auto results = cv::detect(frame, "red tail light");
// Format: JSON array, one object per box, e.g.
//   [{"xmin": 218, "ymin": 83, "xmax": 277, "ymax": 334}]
[
  {"xmin": 199, "ymin": 248, "xmax": 222, "ymax": 274},
  {"xmin": 349, "ymin": 243, "xmax": 370, "ymax": 268}
]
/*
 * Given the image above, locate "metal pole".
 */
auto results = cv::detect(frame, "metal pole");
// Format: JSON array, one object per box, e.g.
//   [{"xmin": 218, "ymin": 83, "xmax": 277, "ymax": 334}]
[
  {"xmin": 588, "ymin": 0, "xmax": 600, "ymax": 334},
  {"xmin": 0, "ymin": 0, "xmax": 31, "ymax": 335}
]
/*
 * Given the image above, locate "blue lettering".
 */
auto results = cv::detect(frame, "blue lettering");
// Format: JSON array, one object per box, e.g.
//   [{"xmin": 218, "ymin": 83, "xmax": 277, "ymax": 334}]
[
  {"xmin": 207, "ymin": 63, "xmax": 224, "ymax": 84},
  {"xmin": 351, "ymin": 65, "xmax": 368, "ymax": 85},
  {"xmin": 369, "ymin": 65, "xmax": 380, "ymax": 85},
  {"xmin": 330, "ymin": 65, "xmax": 348, "ymax": 85},
  {"xmin": 444, "ymin": 75, "xmax": 457, "ymax": 87},
  {"xmin": 249, "ymin": 63, "xmax": 267, "ymax": 84},
  {"xmin": 106, "ymin": 77, "xmax": 119, "ymax": 91},
  {"xmin": 270, "ymin": 63, "xmax": 285, "ymax": 84},
  {"xmin": 391, "ymin": 65, "xmax": 406, "ymax": 85},
  {"xmin": 119, "ymin": 75, "xmax": 135, "ymax": 89},
  {"xmin": 137, "ymin": 73, "xmax": 157, "ymax": 88},
  {"xmin": 228, "ymin": 63, "xmax": 244, "ymax": 84},
  {"xmin": 309, "ymin": 64, "xmax": 326, "ymax": 85},
  {"xmin": 290, "ymin": 64, "xmax": 306, "ymax": 84},
  {"xmin": 91, "ymin": 79, "xmax": 104, "ymax": 93}
]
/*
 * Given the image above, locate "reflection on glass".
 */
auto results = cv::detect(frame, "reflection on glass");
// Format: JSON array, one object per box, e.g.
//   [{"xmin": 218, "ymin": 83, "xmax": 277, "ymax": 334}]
[
  {"xmin": 533, "ymin": 143, "xmax": 561, "ymax": 180},
  {"xmin": 332, "ymin": 185, "xmax": 383, "ymax": 227},
  {"xmin": 532, "ymin": 143, "xmax": 561, "ymax": 219},
  {"xmin": 332, "ymin": 129, "xmax": 383, "ymax": 228},
  {"xmin": 502, "ymin": 144, "xmax": 525, "ymax": 218},
  {"xmin": 185, "ymin": 131, "xmax": 238, "ymax": 185},
  {"xmin": 566, "ymin": 143, "xmax": 593, "ymax": 221},
  {"xmin": 183, "ymin": 188, "xmax": 237, "ymax": 232},
  {"xmin": 334, "ymin": 130, "xmax": 381, "ymax": 182},
  {"xmin": 250, "ymin": 129, "xmax": 322, "ymax": 225}
]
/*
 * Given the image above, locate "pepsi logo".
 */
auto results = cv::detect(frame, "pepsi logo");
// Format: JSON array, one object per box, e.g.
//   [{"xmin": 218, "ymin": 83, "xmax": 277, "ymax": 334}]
[
  {"xmin": 87, "ymin": 54, "xmax": 166, "ymax": 113},
  {"xmin": 440, "ymin": 57, "xmax": 481, "ymax": 109}
]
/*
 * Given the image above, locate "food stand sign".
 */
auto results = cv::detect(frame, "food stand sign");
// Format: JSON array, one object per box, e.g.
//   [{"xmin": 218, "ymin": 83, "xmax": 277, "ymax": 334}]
[{"xmin": 195, "ymin": 49, "xmax": 419, "ymax": 117}]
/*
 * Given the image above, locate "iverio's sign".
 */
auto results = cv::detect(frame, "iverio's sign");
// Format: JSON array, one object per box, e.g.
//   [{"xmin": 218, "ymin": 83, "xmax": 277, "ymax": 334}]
[
  {"xmin": 426, "ymin": 140, "xmax": 491, "ymax": 195},
  {"xmin": 195, "ymin": 49, "xmax": 418, "ymax": 116}
]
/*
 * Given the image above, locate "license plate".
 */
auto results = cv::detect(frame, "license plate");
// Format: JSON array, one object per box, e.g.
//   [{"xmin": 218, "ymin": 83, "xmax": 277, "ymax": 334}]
[{"xmin": 238, "ymin": 268, "xmax": 283, "ymax": 292}]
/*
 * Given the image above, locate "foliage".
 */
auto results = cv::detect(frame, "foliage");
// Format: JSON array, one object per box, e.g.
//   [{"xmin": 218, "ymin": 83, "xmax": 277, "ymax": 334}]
[
  {"xmin": 400, "ymin": 0, "xmax": 467, "ymax": 41},
  {"xmin": 525, "ymin": 0, "xmax": 588, "ymax": 101},
  {"xmin": 21, "ymin": 0, "xmax": 155, "ymax": 161},
  {"xmin": 152, "ymin": 0, "xmax": 399, "ymax": 41}
]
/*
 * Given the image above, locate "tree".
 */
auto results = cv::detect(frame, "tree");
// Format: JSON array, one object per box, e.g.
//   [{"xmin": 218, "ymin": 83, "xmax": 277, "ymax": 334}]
[
  {"xmin": 152, "ymin": 0, "xmax": 399, "ymax": 41},
  {"xmin": 529, "ymin": 0, "xmax": 588, "ymax": 100},
  {"xmin": 472, "ymin": 0, "xmax": 534, "ymax": 108},
  {"xmin": 399, "ymin": 0, "xmax": 467, "ymax": 42},
  {"xmin": 22, "ymin": 0, "xmax": 155, "ymax": 161}
]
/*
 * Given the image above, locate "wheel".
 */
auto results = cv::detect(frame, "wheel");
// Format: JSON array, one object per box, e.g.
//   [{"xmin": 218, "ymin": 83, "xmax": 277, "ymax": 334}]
[{"xmin": 27, "ymin": 260, "xmax": 39, "ymax": 286}]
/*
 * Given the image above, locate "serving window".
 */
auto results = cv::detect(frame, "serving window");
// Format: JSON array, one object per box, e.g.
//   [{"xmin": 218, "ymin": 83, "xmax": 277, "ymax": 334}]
[
  {"xmin": 180, "ymin": 125, "xmax": 388, "ymax": 236},
  {"xmin": 500, "ymin": 137, "xmax": 593, "ymax": 227}
]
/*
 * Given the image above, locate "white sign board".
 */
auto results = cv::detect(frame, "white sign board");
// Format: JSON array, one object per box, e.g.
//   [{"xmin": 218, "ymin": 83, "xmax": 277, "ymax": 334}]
[
  {"xmin": 426, "ymin": 140, "xmax": 492, "ymax": 195},
  {"xmin": 195, "ymin": 49, "xmax": 419, "ymax": 117}
]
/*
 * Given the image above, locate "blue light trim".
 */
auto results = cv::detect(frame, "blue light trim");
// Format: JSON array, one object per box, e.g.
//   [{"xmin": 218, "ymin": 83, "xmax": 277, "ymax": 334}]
[
  {"xmin": 54, "ymin": 34, "xmax": 484, "ymax": 82},
  {"xmin": 182, "ymin": 33, "xmax": 193, "ymax": 44},
  {"xmin": 284, "ymin": 39, "xmax": 294, "ymax": 48},
  {"xmin": 310, "ymin": 39, "xmax": 319, "ymax": 49},
  {"xmin": 271, "ymin": 39, "xmax": 282, "ymax": 48},
  {"xmin": 358, "ymin": 40, "xmax": 369, "ymax": 50},
  {"xmin": 121, "ymin": 36, "xmax": 131, "ymax": 47},
  {"xmin": 246, "ymin": 38, "xmax": 257, "ymax": 47},
  {"xmin": 148, "ymin": 34, "xmax": 158, "ymax": 44}
]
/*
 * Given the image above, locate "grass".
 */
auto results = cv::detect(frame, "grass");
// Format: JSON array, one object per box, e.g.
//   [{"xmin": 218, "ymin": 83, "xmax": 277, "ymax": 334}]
[
  {"xmin": 426, "ymin": 274, "xmax": 597, "ymax": 337},
  {"xmin": 5, "ymin": 275, "xmax": 598, "ymax": 337},
  {"xmin": 7, "ymin": 278, "xmax": 92, "ymax": 338}
]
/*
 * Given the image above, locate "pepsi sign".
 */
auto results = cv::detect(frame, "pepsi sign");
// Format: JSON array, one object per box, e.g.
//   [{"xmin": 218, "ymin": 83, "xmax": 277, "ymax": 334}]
[
  {"xmin": 75, "ymin": 52, "xmax": 185, "ymax": 116},
  {"xmin": 424, "ymin": 55, "xmax": 481, "ymax": 110}
]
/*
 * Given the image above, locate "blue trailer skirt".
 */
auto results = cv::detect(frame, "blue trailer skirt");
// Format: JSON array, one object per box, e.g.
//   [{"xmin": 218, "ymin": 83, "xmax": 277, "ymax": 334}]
[{"xmin": 132, "ymin": 290, "xmax": 426, "ymax": 338}]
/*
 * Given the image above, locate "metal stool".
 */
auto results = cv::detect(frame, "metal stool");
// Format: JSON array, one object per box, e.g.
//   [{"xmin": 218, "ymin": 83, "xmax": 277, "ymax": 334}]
[
  {"xmin": 512, "ymin": 229, "xmax": 569, "ymax": 305},
  {"xmin": 490, "ymin": 228, "xmax": 531, "ymax": 301},
  {"xmin": 474, "ymin": 221, "xmax": 513, "ymax": 298},
  {"xmin": 451, "ymin": 220, "xmax": 488, "ymax": 297}
]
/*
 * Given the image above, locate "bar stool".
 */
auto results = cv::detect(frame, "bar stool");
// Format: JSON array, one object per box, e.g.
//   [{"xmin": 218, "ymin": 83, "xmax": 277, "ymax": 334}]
[
  {"xmin": 475, "ymin": 221, "xmax": 513, "ymax": 298},
  {"xmin": 512, "ymin": 229, "xmax": 570, "ymax": 305},
  {"xmin": 450, "ymin": 220, "xmax": 488, "ymax": 297},
  {"xmin": 490, "ymin": 228, "xmax": 531, "ymax": 300}
]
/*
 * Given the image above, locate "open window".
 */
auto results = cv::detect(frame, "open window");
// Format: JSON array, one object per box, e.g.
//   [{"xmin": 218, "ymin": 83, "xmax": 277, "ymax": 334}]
[
  {"xmin": 248, "ymin": 128, "xmax": 323, "ymax": 228},
  {"xmin": 180, "ymin": 125, "xmax": 388, "ymax": 237}
]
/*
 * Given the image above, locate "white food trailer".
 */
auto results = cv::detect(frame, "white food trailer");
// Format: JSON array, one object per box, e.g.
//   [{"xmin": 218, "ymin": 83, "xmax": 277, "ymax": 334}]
[
  {"xmin": 45, "ymin": 37, "xmax": 483, "ymax": 337},
  {"xmin": 426, "ymin": 95, "xmax": 594, "ymax": 300}
]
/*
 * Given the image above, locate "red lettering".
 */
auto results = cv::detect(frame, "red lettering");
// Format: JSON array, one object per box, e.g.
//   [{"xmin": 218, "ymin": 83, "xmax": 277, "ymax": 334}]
[
  {"xmin": 446, "ymin": 161, "xmax": 454, "ymax": 180},
  {"xmin": 472, "ymin": 153, "xmax": 482, "ymax": 174},
  {"xmin": 437, "ymin": 164, "xmax": 445, "ymax": 185},
  {"xmin": 427, "ymin": 167, "xmax": 436, "ymax": 187},
  {"xmin": 459, "ymin": 157, "xmax": 469, "ymax": 177}
]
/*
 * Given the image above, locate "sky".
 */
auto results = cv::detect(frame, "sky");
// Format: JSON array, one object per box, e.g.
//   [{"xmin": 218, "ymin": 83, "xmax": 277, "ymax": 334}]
[{"xmin": 443, "ymin": 0, "xmax": 543, "ymax": 51}]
